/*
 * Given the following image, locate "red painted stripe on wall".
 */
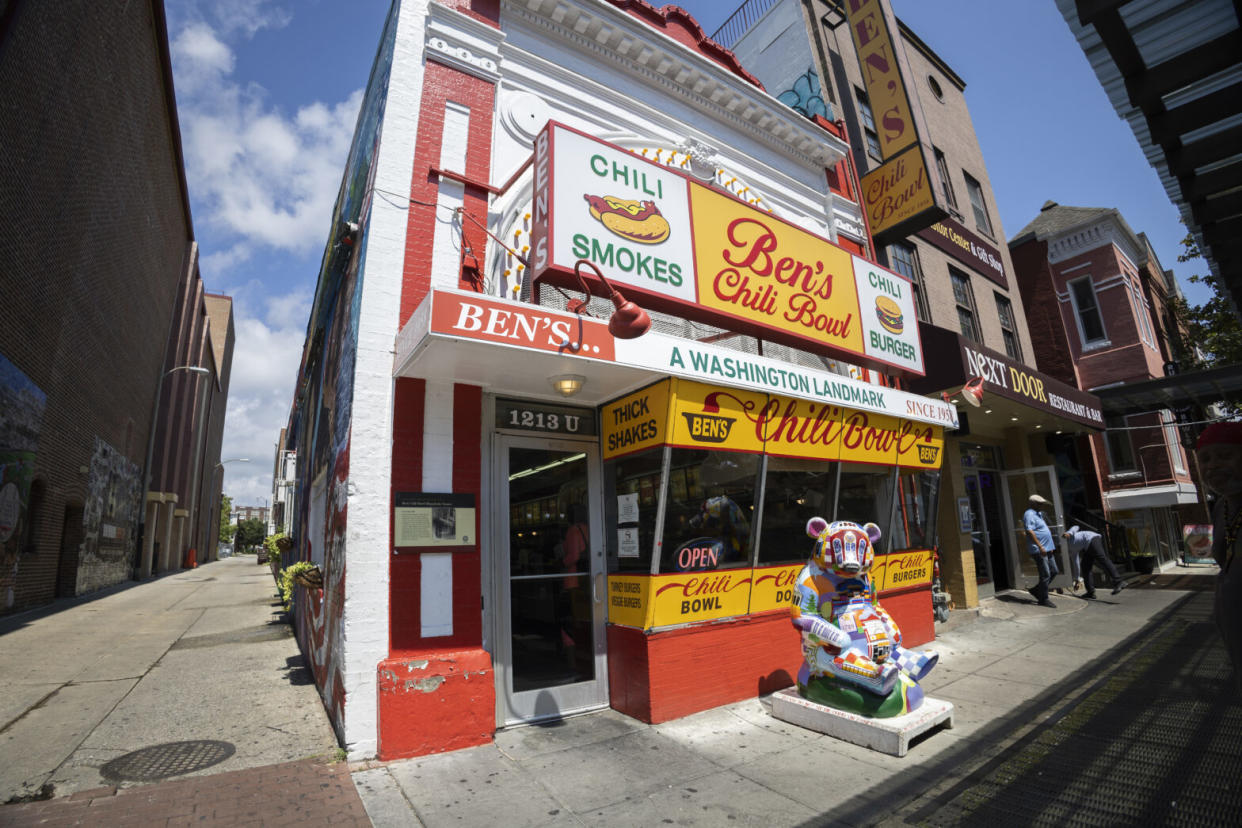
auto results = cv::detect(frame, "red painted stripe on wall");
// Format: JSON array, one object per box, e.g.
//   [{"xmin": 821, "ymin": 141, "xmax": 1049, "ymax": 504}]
[
  {"xmin": 390, "ymin": 377, "xmax": 426, "ymax": 655},
  {"xmin": 400, "ymin": 61, "xmax": 498, "ymax": 325}
]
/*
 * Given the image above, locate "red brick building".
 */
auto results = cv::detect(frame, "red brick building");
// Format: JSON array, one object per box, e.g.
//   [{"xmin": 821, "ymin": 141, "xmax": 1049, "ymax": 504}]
[
  {"xmin": 1010, "ymin": 201, "xmax": 1196, "ymax": 565},
  {"xmin": 0, "ymin": 0, "xmax": 232, "ymax": 612}
]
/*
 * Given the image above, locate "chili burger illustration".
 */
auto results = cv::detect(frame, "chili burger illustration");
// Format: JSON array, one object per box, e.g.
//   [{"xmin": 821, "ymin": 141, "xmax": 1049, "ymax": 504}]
[
  {"xmin": 875, "ymin": 296, "xmax": 904, "ymax": 335},
  {"xmin": 584, "ymin": 194, "xmax": 671, "ymax": 244}
]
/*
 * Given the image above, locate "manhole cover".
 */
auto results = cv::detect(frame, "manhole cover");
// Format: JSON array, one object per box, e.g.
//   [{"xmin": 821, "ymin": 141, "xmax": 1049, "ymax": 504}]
[{"xmin": 99, "ymin": 740, "xmax": 235, "ymax": 782}]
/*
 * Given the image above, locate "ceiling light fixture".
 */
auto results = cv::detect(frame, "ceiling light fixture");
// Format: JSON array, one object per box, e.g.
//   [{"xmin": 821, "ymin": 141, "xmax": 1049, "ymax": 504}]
[{"xmin": 549, "ymin": 374, "xmax": 585, "ymax": 397}]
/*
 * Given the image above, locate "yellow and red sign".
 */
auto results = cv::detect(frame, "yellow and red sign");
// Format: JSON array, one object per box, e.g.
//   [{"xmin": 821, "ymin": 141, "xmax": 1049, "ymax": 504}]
[
  {"xmin": 749, "ymin": 564, "xmax": 803, "ymax": 614},
  {"xmin": 690, "ymin": 185, "xmax": 863, "ymax": 356},
  {"xmin": 845, "ymin": 0, "xmax": 917, "ymax": 160},
  {"xmin": 530, "ymin": 121, "xmax": 925, "ymax": 376},
  {"xmin": 843, "ymin": 0, "xmax": 945, "ymax": 242},
  {"xmin": 860, "ymin": 144, "xmax": 938, "ymax": 239},
  {"xmin": 668, "ymin": 380, "xmax": 767, "ymax": 454},
  {"xmin": 602, "ymin": 381, "xmax": 669, "ymax": 459},
  {"xmin": 607, "ymin": 575, "xmax": 652, "ymax": 628},
  {"xmin": 896, "ymin": 418, "xmax": 944, "ymax": 469},
  {"xmin": 610, "ymin": 554, "xmax": 931, "ymax": 629},
  {"xmin": 651, "ymin": 569, "xmax": 753, "ymax": 625},
  {"xmin": 871, "ymin": 550, "xmax": 934, "ymax": 592},
  {"xmin": 602, "ymin": 378, "xmax": 942, "ymax": 468}
]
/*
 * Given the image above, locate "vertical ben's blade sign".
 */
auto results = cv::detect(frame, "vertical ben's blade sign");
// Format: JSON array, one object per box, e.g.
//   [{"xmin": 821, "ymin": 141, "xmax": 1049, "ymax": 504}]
[
  {"xmin": 845, "ymin": 0, "xmax": 945, "ymax": 242},
  {"xmin": 529, "ymin": 120, "xmax": 925, "ymax": 377}
]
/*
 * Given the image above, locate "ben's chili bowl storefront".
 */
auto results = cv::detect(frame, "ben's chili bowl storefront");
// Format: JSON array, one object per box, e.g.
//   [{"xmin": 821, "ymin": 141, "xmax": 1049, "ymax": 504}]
[{"xmin": 392, "ymin": 122, "xmax": 957, "ymax": 731}]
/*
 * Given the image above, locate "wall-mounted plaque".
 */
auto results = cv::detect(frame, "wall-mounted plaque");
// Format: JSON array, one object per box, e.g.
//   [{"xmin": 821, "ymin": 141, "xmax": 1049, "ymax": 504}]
[{"xmin": 393, "ymin": 492, "xmax": 476, "ymax": 551}]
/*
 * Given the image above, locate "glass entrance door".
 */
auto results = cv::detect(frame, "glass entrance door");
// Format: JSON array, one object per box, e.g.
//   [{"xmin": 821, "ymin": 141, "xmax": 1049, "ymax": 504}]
[
  {"xmin": 495, "ymin": 435, "xmax": 606, "ymax": 725},
  {"xmin": 965, "ymin": 471, "xmax": 1010, "ymax": 598},
  {"xmin": 1000, "ymin": 466, "xmax": 1071, "ymax": 592}
]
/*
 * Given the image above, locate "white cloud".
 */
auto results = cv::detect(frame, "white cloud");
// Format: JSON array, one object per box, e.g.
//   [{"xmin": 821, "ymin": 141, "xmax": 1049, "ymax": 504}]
[
  {"xmin": 166, "ymin": 1, "xmax": 363, "ymax": 508},
  {"xmin": 217, "ymin": 291, "xmax": 310, "ymax": 505},
  {"xmin": 172, "ymin": 23, "xmax": 234, "ymax": 87},
  {"xmin": 169, "ymin": 7, "xmax": 362, "ymax": 270}
]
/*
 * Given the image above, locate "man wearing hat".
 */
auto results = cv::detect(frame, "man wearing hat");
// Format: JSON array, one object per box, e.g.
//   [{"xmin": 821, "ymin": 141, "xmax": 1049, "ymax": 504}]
[
  {"xmin": 1023, "ymin": 494, "xmax": 1058, "ymax": 608},
  {"xmin": 1195, "ymin": 421, "xmax": 1242, "ymax": 688}
]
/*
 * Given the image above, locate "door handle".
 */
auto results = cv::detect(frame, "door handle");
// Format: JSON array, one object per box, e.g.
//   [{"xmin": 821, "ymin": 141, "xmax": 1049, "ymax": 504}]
[{"xmin": 593, "ymin": 572, "xmax": 604, "ymax": 604}]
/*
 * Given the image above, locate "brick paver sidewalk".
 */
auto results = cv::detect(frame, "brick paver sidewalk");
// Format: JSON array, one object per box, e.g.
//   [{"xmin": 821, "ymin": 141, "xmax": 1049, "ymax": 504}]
[{"xmin": 0, "ymin": 758, "xmax": 369, "ymax": 827}]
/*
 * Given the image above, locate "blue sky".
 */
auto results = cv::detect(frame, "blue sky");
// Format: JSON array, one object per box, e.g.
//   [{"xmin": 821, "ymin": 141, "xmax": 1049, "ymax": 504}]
[{"xmin": 164, "ymin": 0, "xmax": 1210, "ymax": 506}]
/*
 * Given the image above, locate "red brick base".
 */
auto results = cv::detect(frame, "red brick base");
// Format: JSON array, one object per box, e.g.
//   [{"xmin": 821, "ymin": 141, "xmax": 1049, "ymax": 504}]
[
  {"xmin": 606, "ymin": 589, "xmax": 935, "ymax": 724},
  {"xmin": 377, "ymin": 648, "xmax": 495, "ymax": 759},
  {"xmin": 607, "ymin": 612, "xmax": 802, "ymax": 724}
]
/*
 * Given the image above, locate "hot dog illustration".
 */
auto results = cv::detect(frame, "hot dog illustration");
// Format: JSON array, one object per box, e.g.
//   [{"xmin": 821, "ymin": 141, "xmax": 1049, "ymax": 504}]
[
  {"xmin": 875, "ymin": 296, "xmax": 904, "ymax": 335},
  {"xmin": 584, "ymin": 194, "xmax": 671, "ymax": 244}
]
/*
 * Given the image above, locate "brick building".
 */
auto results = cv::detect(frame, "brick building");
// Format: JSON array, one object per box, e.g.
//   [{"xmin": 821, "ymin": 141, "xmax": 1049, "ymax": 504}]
[
  {"xmin": 234, "ymin": 505, "xmax": 270, "ymax": 526},
  {"xmin": 280, "ymin": 0, "xmax": 979, "ymax": 759},
  {"xmin": 723, "ymin": 0, "xmax": 1107, "ymax": 609},
  {"xmin": 0, "ymin": 0, "xmax": 232, "ymax": 613},
  {"xmin": 1009, "ymin": 201, "xmax": 1196, "ymax": 566}
]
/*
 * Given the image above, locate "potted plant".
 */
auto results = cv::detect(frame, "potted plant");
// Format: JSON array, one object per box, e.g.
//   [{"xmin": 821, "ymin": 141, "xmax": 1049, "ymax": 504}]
[{"xmin": 1132, "ymin": 552, "xmax": 1157, "ymax": 575}]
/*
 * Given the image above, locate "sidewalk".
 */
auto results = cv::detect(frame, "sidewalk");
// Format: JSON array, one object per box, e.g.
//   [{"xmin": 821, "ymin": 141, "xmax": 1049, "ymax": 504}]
[
  {"xmin": 0, "ymin": 556, "xmax": 364, "ymax": 825},
  {"xmin": 353, "ymin": 566, "xmax": 1240, "ymax": 827},
  {"xmin": 2, "ymin": 562, "xmax": 1235, "ymax": 826}
]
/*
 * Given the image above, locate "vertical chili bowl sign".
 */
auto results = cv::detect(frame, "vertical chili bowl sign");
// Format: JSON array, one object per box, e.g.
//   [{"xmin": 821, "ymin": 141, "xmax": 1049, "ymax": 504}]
[{"xmin": 530, "ymin": 121, "xmax": 925, "ymax": 377}]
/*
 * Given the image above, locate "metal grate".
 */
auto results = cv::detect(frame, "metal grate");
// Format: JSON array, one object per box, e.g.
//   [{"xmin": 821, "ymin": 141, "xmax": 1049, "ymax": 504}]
[
  {"xmin": 907, "ymin": 596, "xmax": 1242, "ymax": 827},
  {"xmin": 99, "ymin": 740, "xmax": 235, "ymax": 782}
]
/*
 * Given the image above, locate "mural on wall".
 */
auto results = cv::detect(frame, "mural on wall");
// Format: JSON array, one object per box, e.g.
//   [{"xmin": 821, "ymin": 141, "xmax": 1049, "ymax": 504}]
[
  {"xmin": 292, "ymin": 8, "xmax": 395, "ymax": 742},
  {"xmin": 777, "ymin": 69, "xmax": 828, "ymax": 120},
  {"xmin": 791, "ymin": 518, "xmax": 939, "ymax": 717},
  {"xmin": 78, "ymin": 437, "xmax": 143, "ymax": 593},
  {"xmin": 0, "ymin": 352, "xmax": 48, "ymax": 608}
]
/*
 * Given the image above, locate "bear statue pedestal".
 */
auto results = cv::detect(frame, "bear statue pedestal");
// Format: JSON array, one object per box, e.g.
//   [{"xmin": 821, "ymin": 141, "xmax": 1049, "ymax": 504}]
[{"xmin": 770, "ymin": 687, "xmax": 954, "ymax": 757}]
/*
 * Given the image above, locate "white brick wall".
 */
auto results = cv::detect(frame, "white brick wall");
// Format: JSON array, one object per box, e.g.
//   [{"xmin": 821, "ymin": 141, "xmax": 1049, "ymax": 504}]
[{"xmin": 340, "ymin": 0, "xmax": 432, "ymax": 761}]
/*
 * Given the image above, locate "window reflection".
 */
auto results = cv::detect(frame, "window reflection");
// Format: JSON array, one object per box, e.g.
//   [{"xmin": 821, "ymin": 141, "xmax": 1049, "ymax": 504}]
[
  {"xmin": 758, "ymin": 456, "xmax": 836, "ymax": 565},
  {"xmin": 661, "ymin": 449, "xmax": 759, "ymax": 572}
]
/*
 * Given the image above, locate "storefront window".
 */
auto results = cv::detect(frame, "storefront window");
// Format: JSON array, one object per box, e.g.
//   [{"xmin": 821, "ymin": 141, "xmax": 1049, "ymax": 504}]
[
  {"xmin": 757, "ymin": 456, "xmax": 837, "ymax": 565},
  {"xmin": 894, "ymin": 470, "xmax": 940, "ymax": 550},
  {"xmin": 605, "ymin": 448, "xmax": 664, "ymax": 573},
  {"xmin": 835, "ymin": 463, "xmax": 894, "ymax": 536},
  {"xmin": 660, "ymin": 449, "xmax": 759, "ymax": 572}
]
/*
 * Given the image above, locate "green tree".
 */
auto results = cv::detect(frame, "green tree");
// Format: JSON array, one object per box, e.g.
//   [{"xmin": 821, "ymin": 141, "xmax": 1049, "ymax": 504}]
[
  {"xmin": 219, "ymin": 494, "xmax": 234, "ymax": 544},
  {"xmin": 235, "ymin": 517, "xmax": 266, "ymax": 551},
  {"xmin": 1174, "ymin": 233, "xmax": 1242, "ymax": 367}
]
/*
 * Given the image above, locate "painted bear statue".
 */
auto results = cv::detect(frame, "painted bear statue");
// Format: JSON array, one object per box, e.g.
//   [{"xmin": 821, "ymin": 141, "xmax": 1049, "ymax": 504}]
[{"xmin": 789, "ymin": 517, "xmax": 938, "ymax": 717}]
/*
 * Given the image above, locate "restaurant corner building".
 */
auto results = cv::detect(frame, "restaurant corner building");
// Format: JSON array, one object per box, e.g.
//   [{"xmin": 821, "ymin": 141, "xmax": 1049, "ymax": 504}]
[{"xmin": 283, "ymin": 0, "xmax": 1096, "ymax": 760}]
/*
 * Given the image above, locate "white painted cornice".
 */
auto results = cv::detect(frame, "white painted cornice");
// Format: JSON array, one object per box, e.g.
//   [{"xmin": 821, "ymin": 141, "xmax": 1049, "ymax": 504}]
[
  {"xmin": 427, "ymin": 1, "xmax": 505, "ymax": 83},
  {"xmin": 1048, "ymin": 215, "xmax": 1140, "ymax": 270},
  {"xmin": 503, "ymin": 0, "xmax": 847, "ymax": 169}
]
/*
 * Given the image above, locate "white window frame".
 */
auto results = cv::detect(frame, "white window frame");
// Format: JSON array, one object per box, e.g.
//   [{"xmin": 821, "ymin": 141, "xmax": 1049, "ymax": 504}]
[
  {"xmin": 1067, "ymin": 275, "xmax": 1109, "ymax": 349},
  {"xmin": 993, "ymin": 292, "xmax": 1022, "ymax": 361},
  {"xmin": 854, "ymin": 87, "xmax": 883, "ymax": 161},
  {"xmin": 1162, "ymin": 411, "xmax": 1187, "ymax": 474},
  {"xmin": 1128, "ymin": 276, "xmax": 1156, "ymax": 348},
  {"xmin": 963, "ymin": 171, "xmax": 993, "ymax": 237},
  {"xmin": 1105, "ymin": 414, "xmax": 1138, "ymax": 475},
  {"xmin": 949, "ymin": 266, "xmax": 980, "ymax": 342}
]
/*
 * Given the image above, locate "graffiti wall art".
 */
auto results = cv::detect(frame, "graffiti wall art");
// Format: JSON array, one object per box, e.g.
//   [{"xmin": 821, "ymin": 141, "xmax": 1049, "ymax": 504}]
[
  {"xmin": 0, "ymin": 352, "xmax": 48, "ymax": 607},
  {"xmin": 78, "ymin": 436, "xmax": 143, "ymax": 593},
  {"xmin": 293, "ymin": 7, "xmax": 396, "ymax": 744}
]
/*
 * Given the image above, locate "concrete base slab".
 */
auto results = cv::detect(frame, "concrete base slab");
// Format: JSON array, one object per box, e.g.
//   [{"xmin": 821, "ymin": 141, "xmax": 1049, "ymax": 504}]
[{"xmin": 769, "ymin": 688, "xmax": 954, "ymax": 757}]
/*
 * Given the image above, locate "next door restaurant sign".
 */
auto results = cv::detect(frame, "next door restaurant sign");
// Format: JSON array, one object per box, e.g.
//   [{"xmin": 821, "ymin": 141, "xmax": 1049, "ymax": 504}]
[{"xmin": 530, "ymin": 121, "xmax": 925, "ymax": 376}]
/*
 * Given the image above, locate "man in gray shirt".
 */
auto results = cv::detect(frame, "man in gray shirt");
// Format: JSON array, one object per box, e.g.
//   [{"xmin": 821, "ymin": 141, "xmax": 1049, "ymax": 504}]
[{"xmin": 1063, "ymin": 526, "xmax": 1125, "ymax": 599}]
